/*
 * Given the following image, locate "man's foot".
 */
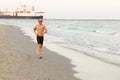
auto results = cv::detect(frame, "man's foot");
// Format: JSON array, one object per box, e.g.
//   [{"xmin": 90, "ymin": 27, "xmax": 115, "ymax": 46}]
[{"xmin": 39, "ymin": 55, "xmax": 42, "ymax": 59}]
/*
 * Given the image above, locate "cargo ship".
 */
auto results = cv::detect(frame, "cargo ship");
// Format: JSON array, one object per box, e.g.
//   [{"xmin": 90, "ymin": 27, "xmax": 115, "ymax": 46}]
[{"xmin": 0, "ymin": 5, "xmax": 44, "ymax": 19}]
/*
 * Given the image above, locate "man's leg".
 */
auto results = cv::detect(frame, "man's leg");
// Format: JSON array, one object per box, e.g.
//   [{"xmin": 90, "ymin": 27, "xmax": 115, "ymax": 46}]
[{"xmin": 37, "ymin": 44, "xmax": 42, "ymax": 58}]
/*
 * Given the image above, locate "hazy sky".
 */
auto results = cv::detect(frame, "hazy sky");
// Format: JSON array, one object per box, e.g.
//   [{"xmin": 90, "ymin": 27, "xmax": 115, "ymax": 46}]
[{"xmin": 0, "ymin": 0, "xmax": 120, "ymax": 19}]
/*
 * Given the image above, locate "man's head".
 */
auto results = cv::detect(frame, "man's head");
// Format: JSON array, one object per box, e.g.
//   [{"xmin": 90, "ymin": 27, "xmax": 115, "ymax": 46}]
[
  {"xmin": 38, "ymin": 19, "xmax": 43, "ymax": 24},
  {"xmin": 38, "ymin": 19, "xmax": 43, "ymax": 22}
]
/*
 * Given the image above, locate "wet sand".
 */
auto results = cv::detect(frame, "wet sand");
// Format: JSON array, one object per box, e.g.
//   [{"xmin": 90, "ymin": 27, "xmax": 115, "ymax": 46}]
[{"xmin": 0, "ymin": 24, "xmax": 79, "ymax": 80}]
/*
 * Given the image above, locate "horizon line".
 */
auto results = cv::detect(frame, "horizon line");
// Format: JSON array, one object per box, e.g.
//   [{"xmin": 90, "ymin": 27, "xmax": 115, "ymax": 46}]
[{"xmin": 44, "ymin": 18, "xmax": 120, "ymax": 21}]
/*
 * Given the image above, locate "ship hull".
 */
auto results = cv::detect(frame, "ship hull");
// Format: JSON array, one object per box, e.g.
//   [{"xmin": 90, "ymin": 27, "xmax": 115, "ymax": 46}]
[{"xmin": 0, "ymin": 16, "xmax": 43, "ymax": 19}]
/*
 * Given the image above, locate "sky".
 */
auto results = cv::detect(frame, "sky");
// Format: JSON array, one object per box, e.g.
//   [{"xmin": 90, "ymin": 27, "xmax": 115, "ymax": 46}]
[{"xmin": 0, "ymin": 0, "xmax": 120, "ymax": 19}]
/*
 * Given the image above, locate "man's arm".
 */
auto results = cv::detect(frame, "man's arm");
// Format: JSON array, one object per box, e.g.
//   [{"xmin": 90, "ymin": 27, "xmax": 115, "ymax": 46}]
[
  {"xmin": 44, "ymin": 26, "xmax": 47, "ymax": 34},
  {"xmin": 33, "ymin": 26, "xmax": 37, "ymax": 35}
]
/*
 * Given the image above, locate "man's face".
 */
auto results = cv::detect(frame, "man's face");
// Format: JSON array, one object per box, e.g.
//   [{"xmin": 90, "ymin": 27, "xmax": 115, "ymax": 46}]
[{"xmin": 38, "ymin": 20, "xmax": 42, "ymax": 24}]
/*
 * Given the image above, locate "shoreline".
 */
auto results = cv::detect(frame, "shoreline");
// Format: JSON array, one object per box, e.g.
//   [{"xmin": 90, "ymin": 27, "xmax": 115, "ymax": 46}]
[
  {"xmin": 1, "ymin": 24, "xmax": 120, "ymax": 80},
  {"xmin": 0, "ymin": 24, "xmax": 79, "ymax": 80}
]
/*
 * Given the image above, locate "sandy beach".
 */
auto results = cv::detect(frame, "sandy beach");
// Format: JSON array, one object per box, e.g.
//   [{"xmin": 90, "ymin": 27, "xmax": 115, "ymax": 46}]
[
  {"xmin": 0, "ymin": 24, "xmax": 79, "ymax": 80},
  {"xmin": 1, "ymin": 24, "xmax": 120, "ymax": 80}
]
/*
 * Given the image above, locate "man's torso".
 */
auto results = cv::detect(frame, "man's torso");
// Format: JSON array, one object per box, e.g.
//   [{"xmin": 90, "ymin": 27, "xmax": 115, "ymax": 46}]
[{"xmin": 36, "ymin": 24, "xmax": 45, "ymax": 36}]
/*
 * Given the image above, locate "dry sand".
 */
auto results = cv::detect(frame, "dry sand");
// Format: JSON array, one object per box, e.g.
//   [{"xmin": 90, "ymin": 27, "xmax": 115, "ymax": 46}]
[{"xmin": 0, "ymin": 24, "xmax": 79, "ymax": 80}]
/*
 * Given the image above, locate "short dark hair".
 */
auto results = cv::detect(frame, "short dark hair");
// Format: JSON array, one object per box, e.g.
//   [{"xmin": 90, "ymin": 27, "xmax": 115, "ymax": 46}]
[{"xmin": 38, "ymin": 19, "xmax": 43, "ymax": 22}]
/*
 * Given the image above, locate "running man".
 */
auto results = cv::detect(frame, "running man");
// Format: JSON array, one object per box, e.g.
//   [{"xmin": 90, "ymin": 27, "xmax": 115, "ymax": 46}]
[{"xmin": 34, "ymin": 19, "xmax": 47, "ymax": 59}]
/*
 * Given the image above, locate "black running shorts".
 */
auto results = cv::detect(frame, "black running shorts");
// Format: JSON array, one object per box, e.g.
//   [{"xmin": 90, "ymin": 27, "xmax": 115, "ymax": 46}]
[{"xmin": 37, "ymin": 36, "xmax": 44, "ymax": 45}]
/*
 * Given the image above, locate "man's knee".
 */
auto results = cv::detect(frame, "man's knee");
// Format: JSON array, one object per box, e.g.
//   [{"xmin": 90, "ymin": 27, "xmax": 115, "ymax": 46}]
[{"xmin": 38, "ymin": 44, "xmax": 42, "ymax": 48}]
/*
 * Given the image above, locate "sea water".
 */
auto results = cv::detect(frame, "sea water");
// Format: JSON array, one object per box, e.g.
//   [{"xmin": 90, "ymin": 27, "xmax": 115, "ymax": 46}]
[{"xmin": 0, "ymin": 19, "xmax": 120, "ymax": 79}]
